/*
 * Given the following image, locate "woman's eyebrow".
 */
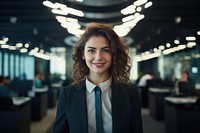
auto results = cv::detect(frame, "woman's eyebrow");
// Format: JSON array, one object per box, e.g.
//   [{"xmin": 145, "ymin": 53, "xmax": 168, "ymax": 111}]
[
  {"xmin": 102, "ymin": 46, "xmax": 110, "ymax": 49},
  {"xmin": 86, "ymin": 46, "xmax": 96, "ymax": 49},
  {"xmin": 86, "ymin": 45, "xmax": 110, "ymax": 49}
]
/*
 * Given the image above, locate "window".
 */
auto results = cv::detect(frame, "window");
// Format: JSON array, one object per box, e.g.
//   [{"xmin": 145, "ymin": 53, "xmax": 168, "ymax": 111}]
[
  {"xmin": 10, "ymin": 53, "xmax": 14, "ymax": 79},
  {"xmin": 3, "ymin": 52, "xmax": 9, "ymax": 76},
  {"xmin": 24, "ymin": 56, "xmax": 34, "ymax": 80},
  {"xmin": 50, "ymin": 47, "xmax": 66, "ymax": 79},
  {"xmin": 20, "ymin": 56, "xmax": 25, "ymax": 77},
  {"xmin": 0, "ymin": 51, "xmax": 2, "ymax": 75},
  {"xmin": 15, "ymin": 55, "xmax": 19, "ymax": 77}
]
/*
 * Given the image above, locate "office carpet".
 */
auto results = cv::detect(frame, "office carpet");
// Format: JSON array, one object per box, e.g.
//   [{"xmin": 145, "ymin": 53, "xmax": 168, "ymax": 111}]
[
  {"xmin": 142, "ymin": 109, "xmax": 165, "ymax": 133},
  {"xmin": 31, "ymin": 108, "xmax": 56, "ymax": 133}
]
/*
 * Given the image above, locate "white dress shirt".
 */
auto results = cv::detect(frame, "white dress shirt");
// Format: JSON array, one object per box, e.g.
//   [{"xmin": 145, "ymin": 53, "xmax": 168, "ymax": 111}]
[
  {"xmin": 138, "ymin": 74, "xmax": 152, "ymax": 87},
  {"xmin": 86, "ymin": 77, "xmax": 112, "ymax": 133}
]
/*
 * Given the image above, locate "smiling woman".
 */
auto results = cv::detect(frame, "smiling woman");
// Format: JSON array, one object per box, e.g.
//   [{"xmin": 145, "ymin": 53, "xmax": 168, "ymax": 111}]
[
  {"xmin": 82, "ymin": 35, "xmax": 112, "ymax": 83},
  {"xmin": 52, "ymin": 22, "xmax": 143, "ymax": 133},
  {"xmin": 72, "ymin": 22, "xmax": 131, "ymax": 85}
]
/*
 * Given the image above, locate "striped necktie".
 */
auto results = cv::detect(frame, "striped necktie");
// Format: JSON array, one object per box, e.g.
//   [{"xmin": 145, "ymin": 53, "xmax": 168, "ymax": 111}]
[{"xmin": 95, "ymin": 86, "xmax": 104, "ymax": 133}]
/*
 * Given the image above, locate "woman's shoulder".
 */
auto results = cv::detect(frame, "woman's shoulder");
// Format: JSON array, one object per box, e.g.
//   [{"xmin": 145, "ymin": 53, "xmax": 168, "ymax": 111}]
[
  {"xmin": 61, "ymin": 84, "xmax": 77, "ymax": 92},
  {"xmin": 61, "ymin": 80, "xmax": 85, "ymax": 91},
  {"xmin": 124, "ymin": 83, "xmax": 138, "ymax": 92}
]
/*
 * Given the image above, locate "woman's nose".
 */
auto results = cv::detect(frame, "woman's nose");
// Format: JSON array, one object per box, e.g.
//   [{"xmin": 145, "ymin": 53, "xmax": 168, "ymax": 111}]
[{"xmin": 95, "ymin": 51, "xmax": 102, "ymax": 60}]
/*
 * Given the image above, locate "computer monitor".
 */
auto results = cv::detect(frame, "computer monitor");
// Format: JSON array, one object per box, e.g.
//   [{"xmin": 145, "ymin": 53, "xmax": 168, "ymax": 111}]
[
  {"xmin": 10, "ymin": 80, "xmax": 33, "ymax": 96},
  {"xmin": 161, "ymin": 79, "xmax": 175, "ymax": 88},
  {"xmin": 178, "ymin": 81, "xmax": 196, "ymax": 96},
  {"xmin": 147, "ymin": 79, "xmax": 162, "ymax": 87}
]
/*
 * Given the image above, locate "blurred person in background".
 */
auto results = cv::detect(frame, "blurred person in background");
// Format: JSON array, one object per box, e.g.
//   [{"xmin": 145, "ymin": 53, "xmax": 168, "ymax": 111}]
[
  {"xmin": 138, "ymin": 72, "xmax": 154, "ymax": 87},
  {"xmin": 180, "ymin": 70, "xmax": 191, "ymax": 82},
  {"xmin": 34, "ymin": 72, "xmax": 45, "ymax": 88},
  {"xmin": 3, "ymin": 76, "xmax": 11, "ymax": 90},
  {"xmin": 0, "ymin": 76, "xmax": 9, "ymax": 97}
]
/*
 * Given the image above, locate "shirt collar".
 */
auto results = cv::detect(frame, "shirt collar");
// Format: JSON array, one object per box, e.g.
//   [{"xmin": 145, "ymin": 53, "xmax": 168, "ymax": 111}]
[{"xmin": 85, "ymin": 77, "xmax": 112, "ymax": 93}]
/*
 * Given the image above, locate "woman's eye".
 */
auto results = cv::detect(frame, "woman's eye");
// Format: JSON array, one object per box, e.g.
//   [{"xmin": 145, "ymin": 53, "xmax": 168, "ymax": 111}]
[
  {"xmin": 88, "ymin": 49, "xmax": 95, "ymax": 53},
  {"xmin": 102, "ymin": 49, "xmax": 110, "ymax": 53}
]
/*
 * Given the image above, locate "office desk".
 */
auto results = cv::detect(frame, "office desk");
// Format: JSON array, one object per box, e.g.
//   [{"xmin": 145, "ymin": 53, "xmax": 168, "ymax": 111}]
[
  {"xmin": 48, "ymin": 83, "xmax": 61, "ymax": 108},
  {"xmin": 31, "ymin": 87, "xmax": 48, "ymax": 121},
  {"xmin": 0, "ymin": 97, "xmax": 31, "ymax": 133},
  {"xmin": 48, "ymin": 88, "xmax": 58, "ymax": 108},
  {"xmin": 51, "ymin": 82, "xmax": 62, "ymax": 98},
  {"xmin": 148, "ymin": 88, "xmax": 171, "ymax": 120},
  {"xmin": 165, "ymin": 97, "xmax": 200, "ymax": 133},
  {"xmin": 138, "ymin": 86, "xmax": 149, "ymax": 108}
]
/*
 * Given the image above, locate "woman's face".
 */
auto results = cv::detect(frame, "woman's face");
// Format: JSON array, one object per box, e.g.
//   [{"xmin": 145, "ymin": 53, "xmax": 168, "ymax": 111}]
[
  {"xmin": 83, "ymin": 35, "xmax": 112, "ymax": 77},
  {"xmin": 181, "ymin": 72, "xmax": 188, "ymax": 81}
]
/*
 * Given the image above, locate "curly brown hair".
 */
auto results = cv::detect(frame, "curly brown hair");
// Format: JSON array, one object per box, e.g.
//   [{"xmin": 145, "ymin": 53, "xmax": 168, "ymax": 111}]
[{"xmin": 71, "ymin": 22, "xmax": 131, "ymax": 85}]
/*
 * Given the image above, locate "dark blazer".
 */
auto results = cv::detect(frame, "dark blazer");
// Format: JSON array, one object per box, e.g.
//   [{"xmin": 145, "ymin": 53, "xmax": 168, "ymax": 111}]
[{"xmin": 53, "ymin": 80, "xmax": 143, "ymax": 133}]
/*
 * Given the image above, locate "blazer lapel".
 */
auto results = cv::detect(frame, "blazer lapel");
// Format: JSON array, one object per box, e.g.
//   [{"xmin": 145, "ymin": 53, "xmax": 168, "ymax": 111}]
[
  {"xmin": 72, "ymin": 81, "xmax": 88, "ymax": 132},
  {"xmin": 111, "ymin": 85, "xmax": 124, "ymax": 132}
]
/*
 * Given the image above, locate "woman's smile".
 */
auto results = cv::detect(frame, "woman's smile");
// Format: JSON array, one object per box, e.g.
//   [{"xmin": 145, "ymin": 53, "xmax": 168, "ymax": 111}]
[{"xmin": 92, "ymin": 62, "xmax": 106, "ymax": 67}]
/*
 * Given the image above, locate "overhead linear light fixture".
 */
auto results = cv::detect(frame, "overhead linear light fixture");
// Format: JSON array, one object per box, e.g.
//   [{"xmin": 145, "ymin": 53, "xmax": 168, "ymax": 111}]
[
  {"xmin": 197, "ymin": 31, "xmax": 200, "ymax": 35},
  {"xmin": 43, "ymin": 0, "xmax": 85, "ymax": 37},
  {"xmin": 185, "ymin": 36, "xmax": 196, "ymax": 41},
  {"xmin": 67, "ymin": 7, "xmax": 84, "ymax": 17},
  {"xmin": 121, "ymin": 5, "xmax": 136, "ymax": 15},
  {"xmin": 39, "ymin": 49, "xmax": 45, "ymax": 54},
  {"xmin": 29, "ymin": 47, "xmax": 51, "ymax": 60},
  {"xmin": 52, "ymin": 8, "xmax": 68, "ymax": 15},
  {"xmin": 158, "ymin": 45, "xmax": 165, "ymax": 50},
  {"xmin": 178, "ymin": 44, "xmax": 186, "ymax": 50},
  {"xmin": 16, "ymin": 42, "xmax": 23, "ymax": 48},
  {"xmin": 20, "ymin": 48, "xmax": 28, "ymax": 53},
  {"xmin": 67, "ymin": 28, "xmax": 84, "ymax": 37},
  {"xmin": 134, "ymin": 0, "xmax": 148, "ymax": 6},
  {"xmin": 162, "ymin": 44, "xmax": 186, "ymax": 55},
  {"xmin": 61, "ymin": 21, "xmax": 81, "ymax": 29},
  {"xmin": 136, "ymin": 28, "xmax": 198, "ymax": 61},
  {"xmin": 56, "ymin": 16, "xmax": 71, "ymax": 23},
  {"xmin": 153, "ymin": 48, "xmax": 159, "ymax": 53},
  {"xmin": 136, "ymin": 50, "xmax": 161, "ymax": 61},
  {"xmin": 43, "ymin": 0, "xmax": 151, "ymax": 37},
  {"xmin": 115, "ymin": 14, "xmax": 145, "ymax": 36},
  {"xmin": 163, "ymin": 47, "xmax": 177, "ymax": 55},
  {"xmin": 74, "ymin": 0, "xmax": 83, "ymax": 2},
  {"xmin": 174, "ymin": 39, "xmax": 180, "ymax": 44},
  {"xmin": 9, "ymin": 46, "xmax": 17, "ymax": 50},
  {"xmin": 121, "ymin": 0, "xmax": 152, "ymax": 15},
  {"xmin": 137, "ymin": 41, "xmax": 191, "ymax": 61},
  {"xmin": 65, "ymin": 17, "xmax": 78, "ymax": 23},
  {"xmin": 43, "ymin": 0, "xmax": 59, "ymax": 8},
  {"xmin": 144, "ymin": 1, "xmax": 153, "ymax": 8},
  {"xmin": 187, "ymin": 42, "xmax": 196, "ymax": 48},
  {"xmin": 0, "ymin": 37, "xmax": 9, "ymax": 45},
  {"xmin": 34, "ymin": 52, "xmax": 50, "ymax": 60},
  {"xmin": 1, "ymin": 44, "xmax": 9, "ymax": 49},
  {"xmin": 0, "ymin": 35, "xmax": 51, "ymax": 60},
  {"xmin": 122, "ymin": 15, "xmax": 135, "ymax": 22},
  {"xmin": 43, "ymin": 1, "xmax": 84, "ymax": 17}
]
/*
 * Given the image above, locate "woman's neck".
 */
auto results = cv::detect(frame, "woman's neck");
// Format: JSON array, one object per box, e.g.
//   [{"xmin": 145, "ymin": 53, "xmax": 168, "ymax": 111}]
[{"xmin": 87, "ymin": 73, "xmax": 110, "ymax": 85}]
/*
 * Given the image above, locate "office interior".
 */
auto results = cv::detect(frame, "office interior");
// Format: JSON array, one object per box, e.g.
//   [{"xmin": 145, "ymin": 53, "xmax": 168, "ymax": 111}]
[{"xmin": 0, "ymin": 0, "xmax": 200, "ymax": 133}]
